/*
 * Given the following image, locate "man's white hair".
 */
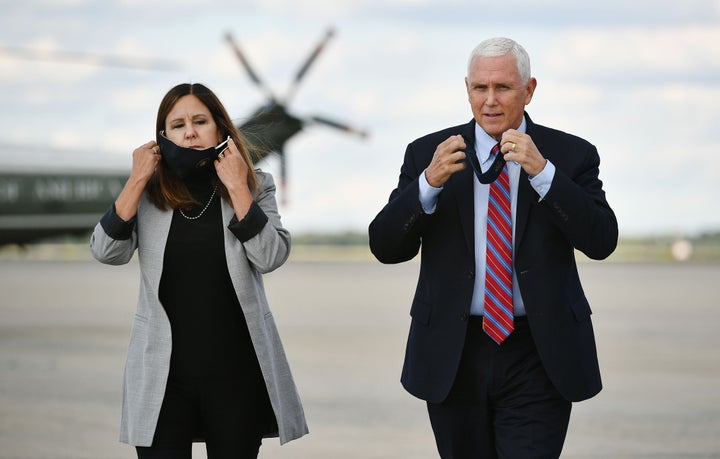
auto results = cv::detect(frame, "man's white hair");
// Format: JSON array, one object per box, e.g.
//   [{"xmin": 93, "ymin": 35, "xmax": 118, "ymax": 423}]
[{"xmin": 467, "ymin": 37, "xmax": 531, "ymax": 82}]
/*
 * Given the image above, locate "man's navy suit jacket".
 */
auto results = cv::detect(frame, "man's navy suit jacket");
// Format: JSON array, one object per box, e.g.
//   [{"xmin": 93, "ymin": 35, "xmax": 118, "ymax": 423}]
[{"xmin": 369, "ymin": 114, "xmax": 618, "ymax": 403}]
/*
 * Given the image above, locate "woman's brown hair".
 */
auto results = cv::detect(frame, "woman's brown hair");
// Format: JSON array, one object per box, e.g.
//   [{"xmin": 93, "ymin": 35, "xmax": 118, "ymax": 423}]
[{"xmin": 146, "ymin": 83, "xmax": 258, "ymax": 210}]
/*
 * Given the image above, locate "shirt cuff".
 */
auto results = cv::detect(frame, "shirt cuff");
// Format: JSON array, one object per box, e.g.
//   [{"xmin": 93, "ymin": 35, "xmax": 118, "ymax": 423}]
[
  {"xmin": 228, "ymin": 201, "xmax": 269, "ymax": 242},
  {"xmin": 99, "ymin": 204, "xmax": 136, "ymax": 240},
  {"xmin": 529, "ymin": 159, "xmax": 555, "ymax": 200},
  {"xmin": 419, "ymin": 169, "xmax": 443, "ymax": 214}
]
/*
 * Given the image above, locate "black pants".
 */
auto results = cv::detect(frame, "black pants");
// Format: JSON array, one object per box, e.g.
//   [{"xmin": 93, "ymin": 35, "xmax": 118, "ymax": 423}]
[
  {"xmin": 136, "ymin": 372, "xmax": 273, "ymax": 459},
  {"xmin": 427, "ymin": 316, "xmax": 571, "ymax": 459}
]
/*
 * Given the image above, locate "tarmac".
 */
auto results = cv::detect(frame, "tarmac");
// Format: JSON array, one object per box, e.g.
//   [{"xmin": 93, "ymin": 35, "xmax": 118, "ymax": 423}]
[{"xmin": 1, "ymin": 252, "xmax": 719, "ymax": 458}]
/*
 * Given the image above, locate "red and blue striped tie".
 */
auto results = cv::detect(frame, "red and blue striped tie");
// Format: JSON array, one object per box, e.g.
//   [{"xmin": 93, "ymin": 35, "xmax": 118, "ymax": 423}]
[{"xmin": 483, "ymin": 144, "xmax": 514, "ymax": 344}]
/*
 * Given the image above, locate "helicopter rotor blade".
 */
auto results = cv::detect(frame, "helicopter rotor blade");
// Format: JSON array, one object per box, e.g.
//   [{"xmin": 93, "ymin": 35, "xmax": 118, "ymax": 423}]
[
  {"xmin": 224, "ymin": 32, "xmax": 276, "ymax": 101},
  {"xmin": 310, "ymin": 115, "xmax": 369, "ymax": 139},
  {"xmin": 278, "ymin": 149, "xmax": 289, "ymax": 206},
  {"xmin": 283, "ymin": 27, "xmax": 335, "ymax": 103}
]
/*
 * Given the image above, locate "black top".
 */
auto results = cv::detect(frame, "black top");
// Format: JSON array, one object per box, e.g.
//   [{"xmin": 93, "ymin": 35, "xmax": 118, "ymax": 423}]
[{"xmin": 159, "ymin": 173, "xmax": 256, "ymax": 380}]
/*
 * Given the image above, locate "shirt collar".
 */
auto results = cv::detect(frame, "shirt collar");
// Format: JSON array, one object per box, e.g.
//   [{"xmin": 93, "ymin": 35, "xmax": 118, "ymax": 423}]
[{"xmin": 474, "ymin": 116, "xmax": 527, "ymax": 165}]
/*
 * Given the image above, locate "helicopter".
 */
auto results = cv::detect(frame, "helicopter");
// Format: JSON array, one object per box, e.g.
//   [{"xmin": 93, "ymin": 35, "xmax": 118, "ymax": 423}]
[
  {"xmin": 0, "ymin": 148, "xmax": 128, "ymax": 246},
  {"xmin": 0, "ymin": 28, "xmax": 367, "ymax": 246},
  {"xmin": 226, "ymin": 27, "xmax": 368, "ymax": 203}
]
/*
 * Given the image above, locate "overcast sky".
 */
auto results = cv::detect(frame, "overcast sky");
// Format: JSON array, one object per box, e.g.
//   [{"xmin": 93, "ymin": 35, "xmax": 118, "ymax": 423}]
[{"xmin": 1, "ymin": 0, "xmax": 719, "ymax": 237}]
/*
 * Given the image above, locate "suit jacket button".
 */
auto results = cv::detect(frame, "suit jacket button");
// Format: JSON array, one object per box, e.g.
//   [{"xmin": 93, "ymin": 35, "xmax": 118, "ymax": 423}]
[
  {"xmin": 467, "ymin": 270, "xmax": 475, "ymax": 279},
  {"xmin": 460, "ymin": 313, "xmax": 468, "ymax": 322}
]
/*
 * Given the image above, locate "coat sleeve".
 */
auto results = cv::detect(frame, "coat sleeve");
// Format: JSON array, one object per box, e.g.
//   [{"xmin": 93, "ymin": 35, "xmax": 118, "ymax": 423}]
[
  {"xmin": 228, "ymin": 171, "xmax": 290, "ymax": 274},
  {"xmin": 541, "ymin": 141, "xmax": 618, "ymax": 260},
  {"xmin": 89, "ymin": 204, "xmax": 138, "ymax": 265},
  {"xmin": 369, "ymin": 141, "xmax": 432, "ymax": 264}
]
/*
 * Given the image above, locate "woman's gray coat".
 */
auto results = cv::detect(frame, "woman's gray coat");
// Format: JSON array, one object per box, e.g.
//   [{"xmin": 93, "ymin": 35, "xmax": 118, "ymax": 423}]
[{"xmin": 90, "ymin": 171, "xmax": 308, "ymax": 446}]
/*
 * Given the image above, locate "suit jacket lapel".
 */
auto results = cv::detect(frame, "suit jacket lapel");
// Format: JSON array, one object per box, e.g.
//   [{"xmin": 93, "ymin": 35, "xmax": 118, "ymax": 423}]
[
  {"xmin": 138, "ymin": 196, "xmax": 173, "ymax": 294},
  {"xmin": 451, "ymin": 120, "xmax": 478, "ymax": 255},
  {"xmin": 447, "ymin": 116, "xmax": 544, "ymax": 256},
  {"xmin": 514, "ymin": 113, "xmax": 541, "ymax": 250}
]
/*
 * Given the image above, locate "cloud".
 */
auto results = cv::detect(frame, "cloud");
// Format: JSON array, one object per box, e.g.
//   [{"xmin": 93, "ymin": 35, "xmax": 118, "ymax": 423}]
[
  {"xmin": 542, "ymin": 25, "xmax": 720, "ymax": 82},
  {"xmin": 1, "ymin": 1, "xmax": 720, "ymax": 235}
]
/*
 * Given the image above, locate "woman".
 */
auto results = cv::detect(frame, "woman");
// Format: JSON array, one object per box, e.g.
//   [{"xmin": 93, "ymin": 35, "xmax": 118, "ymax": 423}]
[{"xmin": 90, "ymin": 83, "xmax": 308, "ymax": 458}]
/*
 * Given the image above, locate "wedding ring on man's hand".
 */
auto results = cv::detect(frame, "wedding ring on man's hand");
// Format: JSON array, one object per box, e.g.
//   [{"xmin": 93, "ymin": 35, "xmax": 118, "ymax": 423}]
[{"xmin": 511, "ymin": 142, "xmax": 516, "ymax": 151}]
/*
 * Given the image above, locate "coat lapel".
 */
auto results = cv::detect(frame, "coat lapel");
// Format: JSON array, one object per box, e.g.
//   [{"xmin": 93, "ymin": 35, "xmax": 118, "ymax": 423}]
[
  {"xmin": 514, "ymin": 113, "xmax": 541, "ymax": 250},
  {"xmin": 138, "ymin": 196, "xmax": 173, "ymax": 294},
  {"xmin": 451, "ymin": 119, "xmax": 478, "ymax": 255},
  {"xmin": 446, "ymin": 116, "xmax": 543, "ymax": 257}
]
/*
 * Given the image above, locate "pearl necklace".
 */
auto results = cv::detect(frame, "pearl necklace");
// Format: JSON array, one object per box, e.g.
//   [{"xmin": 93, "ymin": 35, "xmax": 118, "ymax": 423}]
[{"xmin": 178, "ymin": 186, "xmax": 218, "ymax": 220}]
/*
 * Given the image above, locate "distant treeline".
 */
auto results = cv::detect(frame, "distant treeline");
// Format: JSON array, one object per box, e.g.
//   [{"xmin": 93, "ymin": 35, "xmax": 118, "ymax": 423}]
[
  {"xmin": 585, "ymin": 231, "xmax": 720, "ymax": 262},
  {"xmin": 292, "ymin": 230, "xmax": 720, "ymax": 262},
  {"xmin": 292, "ymin": 230, "xmax": 720, "ymax": 246},
  {"xmin": 8, "ymin": 230, "xmax": 720, "ymax": 262},
  {"xmin": 292, "ymin": 231, "xmax": 369, "ymax": 246}
]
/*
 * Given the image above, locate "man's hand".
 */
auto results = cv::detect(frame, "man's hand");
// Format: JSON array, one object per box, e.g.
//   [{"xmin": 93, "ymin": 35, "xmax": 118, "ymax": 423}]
[
  {"xmin": 425, "ymin": 135, "xmax": 468, "ymax": 188},
  {"xmin": 500, "ymin": 130, "xmax": 547, "ymax": 177}
]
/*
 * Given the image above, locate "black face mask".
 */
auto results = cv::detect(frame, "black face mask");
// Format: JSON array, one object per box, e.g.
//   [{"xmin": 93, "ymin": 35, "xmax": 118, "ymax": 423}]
[{"xmin": 158, "ymin": 132, "xmax": 230, "ymax": 180}]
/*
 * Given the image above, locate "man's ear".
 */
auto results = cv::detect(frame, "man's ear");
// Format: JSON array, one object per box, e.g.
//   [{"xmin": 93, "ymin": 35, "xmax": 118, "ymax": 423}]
[{"xmin": 525, "ymin": 77, "xmax": 538, "ymax": 104}]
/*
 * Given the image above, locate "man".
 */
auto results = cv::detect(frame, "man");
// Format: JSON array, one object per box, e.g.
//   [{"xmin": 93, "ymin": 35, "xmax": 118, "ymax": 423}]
[{"xmin": 369, "ymin": 37, "xmax": 617, "ymax": 458}]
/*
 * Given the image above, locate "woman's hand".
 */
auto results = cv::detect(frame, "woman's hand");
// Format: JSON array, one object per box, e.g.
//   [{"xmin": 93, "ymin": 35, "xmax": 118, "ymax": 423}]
[
  {"xmin": 114, "ymin": 141, "xmax": 161, "ymax": 221},
  {"xmin": 214, "ymin": 139, "xmax": 249, "ymax": 192},
  {"xmin": 215, "ymin": 139, "xmax": 253, "ymax": 218},
  {"xmin": 130, "ymin": 141, "xmax": 162, "ymax": 185}
]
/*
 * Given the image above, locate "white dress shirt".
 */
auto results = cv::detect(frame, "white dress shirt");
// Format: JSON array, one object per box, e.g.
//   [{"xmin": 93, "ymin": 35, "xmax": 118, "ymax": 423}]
[{"xmin": 418, "ymin": 118, "xmax": 556, "ymax": 316}]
